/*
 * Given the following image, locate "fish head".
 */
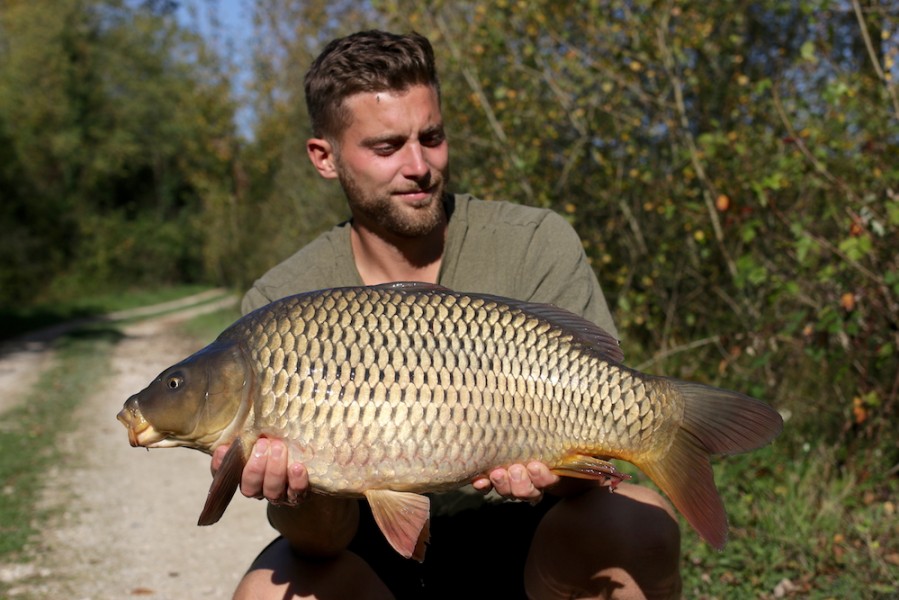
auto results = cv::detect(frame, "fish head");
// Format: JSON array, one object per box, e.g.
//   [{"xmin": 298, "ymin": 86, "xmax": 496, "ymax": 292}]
[{"xmin": 117, "ymin": 339, "xmax": 253, "ymax": 453}]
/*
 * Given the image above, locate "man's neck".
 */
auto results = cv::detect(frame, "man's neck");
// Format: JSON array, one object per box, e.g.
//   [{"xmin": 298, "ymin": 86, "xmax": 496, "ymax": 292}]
[{"xmin": 350, "ymin": 222, "xmax": 445, "ymax": 286}]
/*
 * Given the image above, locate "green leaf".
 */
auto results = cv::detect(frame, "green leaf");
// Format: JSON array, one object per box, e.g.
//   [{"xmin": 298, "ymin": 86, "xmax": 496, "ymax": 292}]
[
  {"xmin": 887, "ymin": 200, "xmax": 899, "ymax": 226},
  {"xmin": 795, "ymin": 234, "xmax": 815, "ymax": 263},
  {"xmin": 800, "ymin": 40, "xmax": 817, "ymax": 63}
]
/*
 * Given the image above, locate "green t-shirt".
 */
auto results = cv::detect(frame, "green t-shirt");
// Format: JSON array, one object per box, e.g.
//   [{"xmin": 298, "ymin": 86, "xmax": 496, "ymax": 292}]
[{"xmin": 242, "ymin": 193, "xmax": 617, "ymax": 337}]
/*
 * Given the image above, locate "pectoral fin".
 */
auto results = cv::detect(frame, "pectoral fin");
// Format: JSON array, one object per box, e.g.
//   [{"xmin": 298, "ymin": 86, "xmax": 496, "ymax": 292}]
[
  {"xmin": 364, "ymin": 489, "xmax": 430, "ymax": 562},
  {"xmin": 551, "ymin": 454, "xmax": 631, "ymax": 490},
  {"xmin": 198, "ymin": 437, "xmax": 249, "ymax": 525}
]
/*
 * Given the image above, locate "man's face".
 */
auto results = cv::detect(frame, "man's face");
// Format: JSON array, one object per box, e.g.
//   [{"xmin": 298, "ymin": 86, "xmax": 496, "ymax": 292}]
[{"xmin": 332, "ymin": 84, "xmax": 449, "ymax": 238}]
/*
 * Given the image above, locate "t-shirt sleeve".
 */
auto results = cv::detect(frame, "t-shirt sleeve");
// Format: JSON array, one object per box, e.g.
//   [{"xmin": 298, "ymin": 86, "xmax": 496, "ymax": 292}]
[
  {"xmin": 520, "ymin": 211, "xmax": 618, "ymax": 338},
  {"xmin": 240, "ymin": 285, "xmax": 272, "ymax": 316}
]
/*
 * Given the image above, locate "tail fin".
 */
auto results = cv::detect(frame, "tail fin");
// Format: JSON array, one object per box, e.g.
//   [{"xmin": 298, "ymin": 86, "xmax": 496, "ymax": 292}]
[{"xmin": 635, "ymin": 380, "xmax": 783, "ymax": 549}]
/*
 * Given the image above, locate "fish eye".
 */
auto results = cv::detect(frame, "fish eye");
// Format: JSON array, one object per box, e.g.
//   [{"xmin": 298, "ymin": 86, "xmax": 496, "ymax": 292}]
[{"xmin": 166, "ymin": 375, "xmax": 184, "ymax": 390}]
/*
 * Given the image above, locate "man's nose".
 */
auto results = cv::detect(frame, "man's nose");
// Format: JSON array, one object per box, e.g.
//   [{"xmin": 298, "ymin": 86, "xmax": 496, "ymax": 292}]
[{"xmin": 401, "ymin": 144, "xmax": 429, "ymax": 180}]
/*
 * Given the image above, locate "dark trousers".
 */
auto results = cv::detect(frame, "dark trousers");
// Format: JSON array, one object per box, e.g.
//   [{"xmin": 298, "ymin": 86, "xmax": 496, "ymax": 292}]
[{"xmin": 347, "ymin": 496, "xmax": 559, "ymax": 599}]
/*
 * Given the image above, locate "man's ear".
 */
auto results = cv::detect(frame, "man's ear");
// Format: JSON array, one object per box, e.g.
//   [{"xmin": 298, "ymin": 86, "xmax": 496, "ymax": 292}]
[{"xmin": 307, "ymin": 138, "xmax": 339, "ymax": 179}]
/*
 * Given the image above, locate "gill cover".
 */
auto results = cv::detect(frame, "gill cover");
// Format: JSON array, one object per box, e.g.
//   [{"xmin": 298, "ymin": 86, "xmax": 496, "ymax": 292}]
[{"xmin": 122, "ymin": 339, "xmax": 252, "ymax": 451}]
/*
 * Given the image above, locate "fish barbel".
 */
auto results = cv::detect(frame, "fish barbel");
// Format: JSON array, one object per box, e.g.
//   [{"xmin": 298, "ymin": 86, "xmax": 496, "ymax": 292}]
[{"xmin": 117, "ymin": 282, "xmax": 782, "ymax": 560}]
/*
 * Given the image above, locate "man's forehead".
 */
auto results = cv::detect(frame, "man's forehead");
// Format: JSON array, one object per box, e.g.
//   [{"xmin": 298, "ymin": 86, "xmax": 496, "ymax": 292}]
[{"xmin": 341, "ymin": 85, "xmax": 442, "ymax": 136}]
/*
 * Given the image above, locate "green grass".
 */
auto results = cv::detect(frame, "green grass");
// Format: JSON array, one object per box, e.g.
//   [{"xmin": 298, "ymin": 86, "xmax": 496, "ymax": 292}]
[
  {"xmin": 678, "ymin": 441, "xmax": 899, "ymax": 598},
  {"xmin": 180, "ymin": 303, "xmax": 242, "ymax": 344},
  {"xmin": 0, "ymin": 332, "xmax": 116, "ymax": 566}
]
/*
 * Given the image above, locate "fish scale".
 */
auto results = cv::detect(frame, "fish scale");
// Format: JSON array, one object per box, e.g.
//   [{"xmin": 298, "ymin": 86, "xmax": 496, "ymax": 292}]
[{"xmin": 118, "ymin": 281, "xmax": 783, "ymax": 558}]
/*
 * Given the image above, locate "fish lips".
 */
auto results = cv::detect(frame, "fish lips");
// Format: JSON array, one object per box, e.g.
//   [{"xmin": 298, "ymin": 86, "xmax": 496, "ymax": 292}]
[{"xmin": 117, "ymin": 397, "xmax": 167, "ymax": 448}]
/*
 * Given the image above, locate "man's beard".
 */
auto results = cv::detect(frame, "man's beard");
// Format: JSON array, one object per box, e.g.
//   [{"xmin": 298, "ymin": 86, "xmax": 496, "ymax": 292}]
[{"xmin": 338, "ymin": 167, "xmax": 449, "ymax": 239}]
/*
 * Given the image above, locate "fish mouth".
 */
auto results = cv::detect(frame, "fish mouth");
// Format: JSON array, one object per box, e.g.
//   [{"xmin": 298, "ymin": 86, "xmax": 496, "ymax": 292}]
[{"xmin": 117, "ymin": 407, "xmax": 166, "ymax": 447}]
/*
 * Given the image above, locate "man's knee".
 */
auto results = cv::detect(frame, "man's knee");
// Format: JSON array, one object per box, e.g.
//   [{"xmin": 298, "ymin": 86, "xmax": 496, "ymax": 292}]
[
  {"xmin": 525, "ymin": 485, "xmax": 681, "ymax": 600},
  {"xmin": 233, "ymin": 537, "xmax": 394, "ymax": 600},
  {"xmin": 613, "ymin": 484, "xmax": 681, "ymax": 562}
]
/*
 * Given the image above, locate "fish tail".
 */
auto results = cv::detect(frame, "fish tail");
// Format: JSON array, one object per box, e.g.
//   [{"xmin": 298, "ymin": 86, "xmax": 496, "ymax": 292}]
[{"xmin": 634, "ymin": 380, "xmax": 783, "ymax": 549}]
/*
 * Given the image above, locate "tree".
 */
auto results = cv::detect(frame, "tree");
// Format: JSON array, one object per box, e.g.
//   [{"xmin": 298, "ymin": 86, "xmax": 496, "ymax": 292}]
[{"xmin": 0, "ymin": 0, "xmax": 238, "ymax": 303}]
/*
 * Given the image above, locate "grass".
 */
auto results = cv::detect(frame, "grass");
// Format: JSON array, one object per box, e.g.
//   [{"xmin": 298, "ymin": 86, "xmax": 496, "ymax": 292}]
[
  {"xmin": 678, "ymin": 441, "xmax": 899, "ymax": 598},
  {"xmin": 180, "ymin": 302, "xmax": 242, "ymax": 344},
  {"xmin": 0, "ymin": 331, "xmax": 116, "ymax": 563}
]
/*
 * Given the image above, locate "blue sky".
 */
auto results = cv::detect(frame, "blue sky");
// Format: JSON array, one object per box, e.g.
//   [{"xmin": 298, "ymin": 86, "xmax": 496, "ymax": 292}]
[{"xmin": 178, "ymin": 0, "xmax": 253, "ymax": 47}]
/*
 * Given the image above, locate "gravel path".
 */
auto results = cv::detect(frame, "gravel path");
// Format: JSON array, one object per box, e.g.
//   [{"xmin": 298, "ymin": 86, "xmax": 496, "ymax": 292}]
[{"xmin": 2, "ymin": 293, "xmax": 276, "ymax": 599}]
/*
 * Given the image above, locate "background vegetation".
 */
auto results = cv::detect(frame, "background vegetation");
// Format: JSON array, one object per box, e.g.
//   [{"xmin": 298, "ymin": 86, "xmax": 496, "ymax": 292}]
[{"xmin": 1, "ymin": 0, "xmax": 897, "ymax": 596}]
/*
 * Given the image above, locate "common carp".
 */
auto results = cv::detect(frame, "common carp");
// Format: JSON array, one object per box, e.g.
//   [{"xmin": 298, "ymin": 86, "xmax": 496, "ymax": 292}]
[{"xmin": 117, "ymin": 282, "xmax": 782, "ymax": 560}]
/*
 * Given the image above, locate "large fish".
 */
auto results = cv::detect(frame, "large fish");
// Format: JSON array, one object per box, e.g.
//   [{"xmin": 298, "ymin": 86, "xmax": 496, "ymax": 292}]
[{"xmin": 118, "ymin": 282, "xmax": 782, "ymax": 560}]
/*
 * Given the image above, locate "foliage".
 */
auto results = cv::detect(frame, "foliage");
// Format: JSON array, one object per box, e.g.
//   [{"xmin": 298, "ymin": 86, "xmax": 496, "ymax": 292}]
[
  {"xmin": 0, "ymin": 0, "xmax": 238, "ymax": 305},
  {"xmin": 679, "ymin": 440, "xmax": 899, "ymax": 597}
]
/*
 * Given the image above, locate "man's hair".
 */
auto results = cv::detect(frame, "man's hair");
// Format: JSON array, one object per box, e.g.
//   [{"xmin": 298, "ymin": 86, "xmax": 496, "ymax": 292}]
[{"xmin": 304, "ymin": 30, "xmax": 440, "ymax": 141}]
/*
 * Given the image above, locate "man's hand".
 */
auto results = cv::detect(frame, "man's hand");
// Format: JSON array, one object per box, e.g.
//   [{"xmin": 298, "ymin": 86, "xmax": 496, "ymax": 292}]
[
  {"xmin": 211, "ymin": 439, "xmax": 359, "ymax": 558},
  {"xmin": 211, "ymin": 438, "xmax": 308, "ymax": 505},
  {"xmin": 471, "ymin": 462, "xmax": 560, "ymax": 502}
]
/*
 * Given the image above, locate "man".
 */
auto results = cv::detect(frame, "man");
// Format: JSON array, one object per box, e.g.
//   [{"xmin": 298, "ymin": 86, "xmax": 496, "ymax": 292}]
[{"xmin": 214, "ymin": 30, "xmax": 682, "ymax": 599}]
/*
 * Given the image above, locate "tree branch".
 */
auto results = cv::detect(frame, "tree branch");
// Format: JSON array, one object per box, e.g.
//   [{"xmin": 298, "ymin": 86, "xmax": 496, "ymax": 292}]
[
  {"xmin": 655, "ymin": 9, "xmax": 739, "ymax": 283},
  {"xmin": 851, "ymin": 0, "xmax": 899, "ymax": 120},
  {"xmin": 431, "ymin": 11, "xmax": 535, "ymax": 203}
]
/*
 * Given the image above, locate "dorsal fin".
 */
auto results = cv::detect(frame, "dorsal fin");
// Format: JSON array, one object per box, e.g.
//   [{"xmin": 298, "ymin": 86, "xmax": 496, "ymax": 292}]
[
  {"xmin": 370, "ymin": 281, "xmax": 454, "ymax": 293},
  {"xmin": 500, "ymin": 298, "xmax": 623, "ymax": 364}
]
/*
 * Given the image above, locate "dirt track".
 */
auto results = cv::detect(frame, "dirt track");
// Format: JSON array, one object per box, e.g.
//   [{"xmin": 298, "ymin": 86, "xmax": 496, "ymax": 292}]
[{"xmin": 1, "ymin": 292, "xmax": 276, "ymax": 599}]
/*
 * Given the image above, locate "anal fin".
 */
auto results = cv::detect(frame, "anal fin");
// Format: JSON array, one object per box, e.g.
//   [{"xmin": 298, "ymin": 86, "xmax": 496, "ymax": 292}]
[
  {"xmin": 364, "ymin": 489, "xmax": 430, "ymax": 562},
  {"xmin": 551, "ymin": 454, "xmax": 631, "ymax": 490}
]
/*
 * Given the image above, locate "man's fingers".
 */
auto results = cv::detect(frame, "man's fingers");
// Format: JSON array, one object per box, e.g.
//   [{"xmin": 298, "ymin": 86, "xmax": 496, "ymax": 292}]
[
  {"xmin": 240, "ymin": 438, "xmax": 270, "ymax": 499},
  {"xmin": 262, "ymin": 439, "xmax": 289, "ymax": 502},
  {"xmin": 486, "ymin": 463, "xmax": 554, "ymax": 501},
  {"xmin": 489, "ymin": 468, "xmax": 509, "ymax": 496},
  {"xmin": 508, "ymin": 464, "xmax": 540, "ymax": 500},
  {"xmin": 526, "ymin": 461, "xmax": 560, "ymax": 488},
  {"xmin": 287, "ymin": 462, "xmax": 309, "ymax": 495},
  {"xmin": 472, "ymin": 476, "xmax": 492, "ymax": 493},
  {"xmin": 210, "ymin": 444, "xmax": 228, "ymax": 475},
  {"xmin": 281, "ymin": 462, "xmax": 310, "ymax": 505}
]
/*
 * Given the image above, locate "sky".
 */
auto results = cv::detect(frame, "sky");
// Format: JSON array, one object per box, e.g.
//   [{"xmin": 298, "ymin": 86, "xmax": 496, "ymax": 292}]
[{"xmin": 179, "ymin": 0, "xmax": 253, "ymax": 47}]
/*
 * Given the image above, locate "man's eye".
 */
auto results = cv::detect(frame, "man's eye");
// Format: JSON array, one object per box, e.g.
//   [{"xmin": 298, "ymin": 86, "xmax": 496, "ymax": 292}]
[{"xmin": 422, "ymin": 133, "xmax": 445, "ymax": 147}]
